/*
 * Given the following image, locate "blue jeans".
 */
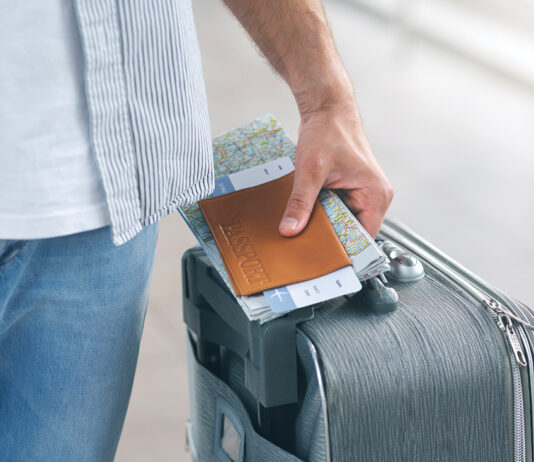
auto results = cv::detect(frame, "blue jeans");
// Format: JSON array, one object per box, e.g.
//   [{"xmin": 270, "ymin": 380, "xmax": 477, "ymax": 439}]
[{"xmin": 0, "ymin": 224, "xmax": 158, "ymax": 461}]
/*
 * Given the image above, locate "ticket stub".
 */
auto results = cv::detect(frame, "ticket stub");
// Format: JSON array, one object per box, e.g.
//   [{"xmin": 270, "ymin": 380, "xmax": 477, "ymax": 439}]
[
  {"xmin": 213, "ymin": 156, "xmax": 295, "ymax": 194},
  {"xmin": 264, "ymin": 266, "xmax": 361, "ymax": 313}
]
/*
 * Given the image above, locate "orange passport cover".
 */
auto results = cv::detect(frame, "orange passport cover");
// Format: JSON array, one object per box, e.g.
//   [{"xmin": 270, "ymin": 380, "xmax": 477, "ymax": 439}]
[{"xmin": 198, "ymin": 172, "xmax": 351, "ymax": 296}]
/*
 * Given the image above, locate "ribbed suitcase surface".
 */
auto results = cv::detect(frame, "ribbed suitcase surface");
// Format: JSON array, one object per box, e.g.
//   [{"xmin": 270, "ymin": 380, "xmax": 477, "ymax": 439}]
[
  {"xmin": 299, "ymin": 265, "xmax": 511, "ymax": 461},
  {"xmin": 183, "ymin": 219, "xmax": 532, "ymax": 462}
]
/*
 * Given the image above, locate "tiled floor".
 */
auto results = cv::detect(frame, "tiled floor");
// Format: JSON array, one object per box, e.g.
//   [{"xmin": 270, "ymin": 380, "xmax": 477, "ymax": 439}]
[{"xmin": 115, "ymin": 1, "xmax": 534, "ymax": 460}]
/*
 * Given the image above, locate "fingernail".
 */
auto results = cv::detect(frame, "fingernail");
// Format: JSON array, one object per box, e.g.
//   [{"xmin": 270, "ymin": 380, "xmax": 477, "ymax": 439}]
[{"xmin": 281, "ymin": 217, "xmax": 298, "ymax": 231}]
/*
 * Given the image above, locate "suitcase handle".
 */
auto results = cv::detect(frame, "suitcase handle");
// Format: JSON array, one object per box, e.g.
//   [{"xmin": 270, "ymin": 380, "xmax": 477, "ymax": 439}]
[{"xmin": 182, "ymin": 247, "xmax": 314, "ymax": 408}]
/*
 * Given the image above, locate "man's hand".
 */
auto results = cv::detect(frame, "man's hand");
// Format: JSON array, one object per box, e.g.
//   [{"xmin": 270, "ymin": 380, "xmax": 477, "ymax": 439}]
[
  {"xmin": 223, "ymin": 0, "xmax": 393, "ymax": 237},
  {"xmin": 279, "ymin": 105, "xmax": 393, "ymax": 238}
]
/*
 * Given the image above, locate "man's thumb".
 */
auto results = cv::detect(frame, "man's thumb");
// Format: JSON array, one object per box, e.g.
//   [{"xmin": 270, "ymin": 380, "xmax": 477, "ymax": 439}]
[{"xmin": 279, "ymin": 172, "xmax": 322, "ymax": 237}]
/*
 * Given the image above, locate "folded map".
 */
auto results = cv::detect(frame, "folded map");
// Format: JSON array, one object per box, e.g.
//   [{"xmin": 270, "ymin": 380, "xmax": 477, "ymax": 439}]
[{"xmin": 179, "ymin": 115, "xmax": 389, "ymax": 323}]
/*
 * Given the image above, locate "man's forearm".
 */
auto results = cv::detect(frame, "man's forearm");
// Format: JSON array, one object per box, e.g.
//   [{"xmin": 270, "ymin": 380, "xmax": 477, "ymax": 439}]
[
  {"xmin": 223, "ymin": 0, "xmax": 394, "ymax": 238},
  {"xmin": 222, "ymin": 0, "xmax": 353, "ymax": 115}
]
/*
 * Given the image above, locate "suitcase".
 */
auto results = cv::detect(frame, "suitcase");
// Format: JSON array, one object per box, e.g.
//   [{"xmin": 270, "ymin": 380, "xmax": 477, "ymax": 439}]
[{"xmin": 182, "ymin": 217, "xmax": 533, "ymax": 462}]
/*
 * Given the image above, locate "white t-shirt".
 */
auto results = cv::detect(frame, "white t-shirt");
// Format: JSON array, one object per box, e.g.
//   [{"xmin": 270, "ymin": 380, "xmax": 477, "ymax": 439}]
[{"xmin": 0, "ymin": 0, "xmax": 110, "ymax": 239}]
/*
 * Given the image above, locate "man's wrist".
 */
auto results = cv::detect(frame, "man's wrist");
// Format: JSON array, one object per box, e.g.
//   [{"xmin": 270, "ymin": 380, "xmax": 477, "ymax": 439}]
[{"xmin": 291, "ymin": 65, "xmax": 354, "ymax": 118}]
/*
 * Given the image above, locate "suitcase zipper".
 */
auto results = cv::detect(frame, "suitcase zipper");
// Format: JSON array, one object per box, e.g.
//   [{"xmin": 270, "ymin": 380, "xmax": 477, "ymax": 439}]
[
  {"xmin": 484, "ymin": 299, "xmax": 528, "ymax": 367},
  {"xmin": 489, "ymin": 292, "xmax": 534, "ymax": 462},
  {"xmin": 483, "ymin": 301, "xmax": 527, "ymax": 462},
  {"xmin": 380, "ymin": 220, "xmax": 530, "ymax": 462}
]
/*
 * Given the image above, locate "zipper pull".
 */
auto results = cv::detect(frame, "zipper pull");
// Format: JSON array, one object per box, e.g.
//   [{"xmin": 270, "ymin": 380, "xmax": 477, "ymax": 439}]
[
  {"xmin": 498, "ymin": 312, "xmax": 528, "ymax": 367},
  {"xmin": 484, "ymin": 297, "xmax": 534, "ymax": 331},
  {"xmin": 483, "ymin": 298, "xmax": 528, "ymax": 366}
]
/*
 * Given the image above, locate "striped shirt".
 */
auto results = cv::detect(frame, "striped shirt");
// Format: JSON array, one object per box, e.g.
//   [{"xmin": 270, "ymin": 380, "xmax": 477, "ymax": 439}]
[{"xmin": 74, "ymin": 0, "xmax": 214, "ymax": 245}]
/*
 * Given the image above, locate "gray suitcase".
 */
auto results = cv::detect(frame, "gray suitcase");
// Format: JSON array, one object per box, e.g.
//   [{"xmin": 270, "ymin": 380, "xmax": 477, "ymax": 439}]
[{"xmin": 182, "ymin": 217, "xmax": 533, "ymax": 462}]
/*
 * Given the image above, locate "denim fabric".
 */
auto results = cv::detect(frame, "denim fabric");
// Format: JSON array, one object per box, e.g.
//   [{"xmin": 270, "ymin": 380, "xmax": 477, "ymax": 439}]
[{"xmin": 0, "ymin": 224, "xmax": 158, "ymax": 461}]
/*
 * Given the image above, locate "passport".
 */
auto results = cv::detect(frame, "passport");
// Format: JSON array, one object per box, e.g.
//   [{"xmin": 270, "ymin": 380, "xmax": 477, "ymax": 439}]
[{"xmin": 198, "ymin": 172, "xmax": 352, "ymax": 297}]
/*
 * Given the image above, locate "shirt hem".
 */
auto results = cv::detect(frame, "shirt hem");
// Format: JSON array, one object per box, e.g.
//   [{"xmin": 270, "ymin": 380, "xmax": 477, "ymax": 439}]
[
  {"xmin": 0, "ymin": 204, "xmax": 111, "ymax": 240},
  {"xmin": 111, "ymin": 171, "xmax": 214, "ymax": 246}
]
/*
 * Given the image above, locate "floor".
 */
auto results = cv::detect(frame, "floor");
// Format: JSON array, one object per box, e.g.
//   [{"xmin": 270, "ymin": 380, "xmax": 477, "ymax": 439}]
[{"xmin": 115, "ymin": 1, "xmax": 534, "ymax": 460}]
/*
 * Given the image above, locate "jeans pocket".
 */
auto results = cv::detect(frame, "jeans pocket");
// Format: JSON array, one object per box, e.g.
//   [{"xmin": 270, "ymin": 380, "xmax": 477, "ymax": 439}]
[{"xmin": 0, "ymin": 240, "xmax": 28, "ymax": 267}]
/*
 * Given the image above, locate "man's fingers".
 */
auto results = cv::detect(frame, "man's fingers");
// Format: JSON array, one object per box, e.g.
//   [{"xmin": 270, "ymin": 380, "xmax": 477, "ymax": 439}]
[
  {"xmin": 347, "ymin": 189, "xmax": 393, "ymax": 238},
  {"xmin": 339, "ymin": 176, "xmax": 394, "ymax": 238},
  {"xmin": 279, "ymin": 167, "xmax": 324, "ymax": 237},
  {"xmin": 354, "ymin": 210, "xmax": 383, "ymax": 238}
]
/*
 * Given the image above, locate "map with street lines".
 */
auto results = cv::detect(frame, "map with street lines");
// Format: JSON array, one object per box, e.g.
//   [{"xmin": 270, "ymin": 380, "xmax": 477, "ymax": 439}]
[
  {"xmin": 182, "ymin": 114, "xmax": 375, "ymax": 256},
  {"xmin": 180, "ymin": 115, "xmax": 389, "ymax": 321}
]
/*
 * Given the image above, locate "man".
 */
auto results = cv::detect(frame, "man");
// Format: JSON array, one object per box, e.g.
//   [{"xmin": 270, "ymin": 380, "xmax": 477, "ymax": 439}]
[{"xmin": 0, "ymin": 0, "xmax": 393, "ymax": 460}]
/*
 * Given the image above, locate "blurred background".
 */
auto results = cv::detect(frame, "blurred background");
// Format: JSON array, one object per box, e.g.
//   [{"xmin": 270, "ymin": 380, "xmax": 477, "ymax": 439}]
[{"xmin": 116, "ymin": 0, "xmax": 534, "ymax": 459}]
